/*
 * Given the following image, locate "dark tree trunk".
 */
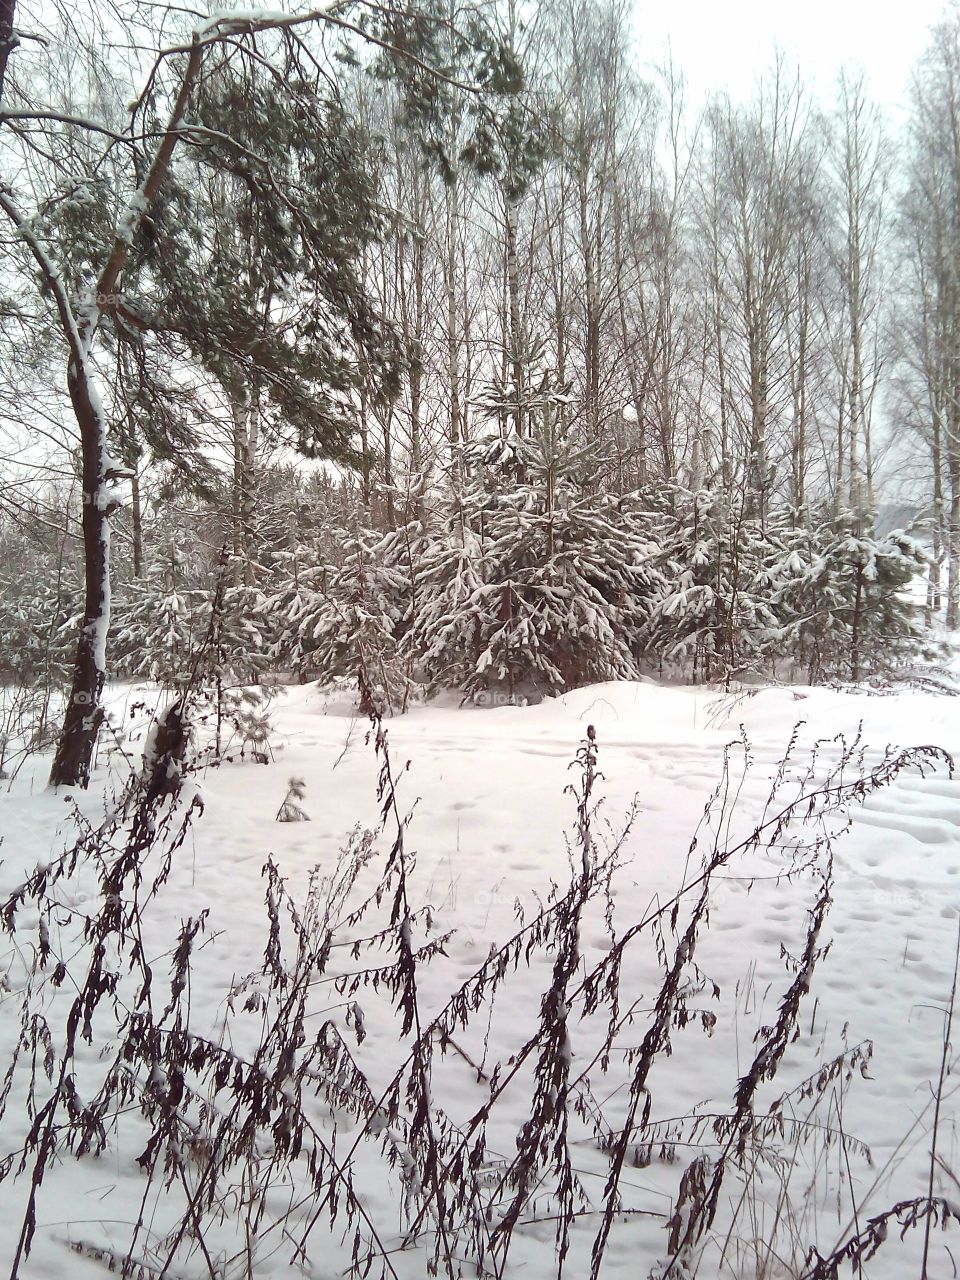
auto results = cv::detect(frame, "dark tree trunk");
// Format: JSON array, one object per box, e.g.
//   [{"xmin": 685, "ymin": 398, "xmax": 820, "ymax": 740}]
[
  {"xmin": 382, "ymin": 405, "xmax": 397, "ymax": 530},
  {"xmin": 0, "ymin": 0, "xmax": 16, "ymax": 100},
  {"xmin": 131, "ymin": 467, "xmax": 143, "ymax": 578},
  {"xmin": 49, "ymin": 356, "xmax": 112, "ymax": 786},
  {"xmin": 850, "ymin": 563, "xmax": 864, "ymax": 682}
]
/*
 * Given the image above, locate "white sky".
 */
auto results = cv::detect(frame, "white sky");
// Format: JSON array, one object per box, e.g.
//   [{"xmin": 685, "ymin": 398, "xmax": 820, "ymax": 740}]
[{"xmin": 634, "ymin": 0, "xmax": 949, "ymax": 111}]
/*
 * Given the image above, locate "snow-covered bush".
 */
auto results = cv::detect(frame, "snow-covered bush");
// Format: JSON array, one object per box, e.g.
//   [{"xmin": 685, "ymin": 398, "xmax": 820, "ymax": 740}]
[
  {"xmin": 646, "ymin": 488, "xmax": 783, "ymax": 684},
  {"xmin": 408, "ymin": 421, "xmax": 666, "ymax": 701},
  {"xmin": 112, "ymin": 552, "xmax": 270, "ymax": 690},
  {"xmin": 772, "ymin": 519, "xmax": 927, "ymax": 681},
  {"xmin": 112, "ymin": 582, "xmax": 209, "ymax": 684},
  {"xmin": 268, "ymin": 523, "xmax": 416, "ymax": 713},
  {"xmin": 0, "ymin": 517, "xmax": 81, "ymax": 689},
  {"xmin": 412, "ymin": 494, "xmax": 662, "ymax": 700},
  {"xmin": 0, "ymin": 574, "xmax": 78, "ymax": 688},
  {"xmin": 403, "ymin": 530, "xmax": 489, "ymax": 693}
]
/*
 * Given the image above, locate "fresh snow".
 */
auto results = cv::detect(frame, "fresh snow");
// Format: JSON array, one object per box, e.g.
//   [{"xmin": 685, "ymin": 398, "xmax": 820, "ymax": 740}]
[
  {"xmin": 2, "ymin": 678, "xmax": 960, "ymax": 1277},
  {"xmin": 195, "ymin": 8, "xmax": 323, "ymax": 39}
]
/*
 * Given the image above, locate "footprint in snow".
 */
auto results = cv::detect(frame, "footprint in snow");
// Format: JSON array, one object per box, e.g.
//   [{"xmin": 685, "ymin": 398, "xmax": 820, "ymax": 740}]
[
  {"xmin": 845, "ymin": 907, "xmax": 883, "ymax": 925},
  {"xmin": 855, "ymin": 809, "xmax": 957, "ymax": 846}
]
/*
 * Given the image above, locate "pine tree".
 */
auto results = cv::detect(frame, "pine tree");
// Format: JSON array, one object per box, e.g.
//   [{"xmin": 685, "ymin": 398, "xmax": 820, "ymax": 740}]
[
  {"xmin": 409, "ymin": 369, "xmax": 665, "ymax": 699},
  {"xmin": 773, "ymin": 517, "xmax": 927, "ymax": 682},
  {"xmin": 112, "ymin": 540, "xmax": 269, "ymax": 690},
  {"xmin": 269, "ymin": 524, "xmax": 415, "ymax": 714},
  {"xmin": 1, "ymin": 10, "xmax": 411, "ymax": 785},
  {"xmin": 648, "ymin": 487, "xmax": 783, "ymax": 684}
]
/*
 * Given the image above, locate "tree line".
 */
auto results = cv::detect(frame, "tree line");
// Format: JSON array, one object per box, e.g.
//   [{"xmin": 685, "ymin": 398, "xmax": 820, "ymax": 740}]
[{"xmin": 1, "ymin": 0, "xmax": 960, "ymax": 783}]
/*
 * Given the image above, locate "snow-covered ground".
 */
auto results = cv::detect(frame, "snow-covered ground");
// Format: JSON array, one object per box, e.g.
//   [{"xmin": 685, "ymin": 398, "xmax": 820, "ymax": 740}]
[{"xmin": 2, "ymin": 679, "xmax": 960, "ymax": 1278}]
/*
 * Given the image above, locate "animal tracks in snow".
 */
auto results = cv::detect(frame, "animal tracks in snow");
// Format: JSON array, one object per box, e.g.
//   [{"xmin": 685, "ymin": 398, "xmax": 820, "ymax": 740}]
[{"xmin": 849, "ymin": 776, "xmax": 960, "ymax": 874}]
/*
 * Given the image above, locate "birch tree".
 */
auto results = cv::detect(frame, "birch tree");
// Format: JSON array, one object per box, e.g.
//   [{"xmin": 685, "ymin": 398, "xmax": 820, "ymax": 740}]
[{"xmin": 899, "ymin": 10, "xmax": 960, "ymax": 626}]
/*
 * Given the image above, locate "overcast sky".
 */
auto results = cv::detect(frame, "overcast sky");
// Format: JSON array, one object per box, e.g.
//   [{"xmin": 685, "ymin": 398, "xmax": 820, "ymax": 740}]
[{"xmin": 633, "ymin": 0, "xmax": 948, "ymax": 112}]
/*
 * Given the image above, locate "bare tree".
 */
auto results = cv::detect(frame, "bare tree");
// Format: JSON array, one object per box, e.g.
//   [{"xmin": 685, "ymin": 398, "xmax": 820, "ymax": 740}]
[
  {"xmin": 830, "ymin": 70, "xmax": 887, "ymax": 523},
  {"xmin": 695, "ymin": 63, "xmax": 820, "ymax": 520},
  {"xmin": 898, "ymin": 11, "xmax": 960, "ymax": 626}
]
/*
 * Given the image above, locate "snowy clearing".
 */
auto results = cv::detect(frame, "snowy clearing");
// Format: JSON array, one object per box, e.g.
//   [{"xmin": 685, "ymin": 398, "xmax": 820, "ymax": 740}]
[{"xmin": 1, "ymin": 679, "xmax": 960, "ymax": 1279}]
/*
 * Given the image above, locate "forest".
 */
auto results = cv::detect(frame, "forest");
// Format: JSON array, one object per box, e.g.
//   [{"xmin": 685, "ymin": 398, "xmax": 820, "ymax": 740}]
[
  {"xmin": 2, "ymin": 0, "xmax": 959, "ymax": 785},
  {"xmin": 7, "ymin": 6, "xmax": 960, "ymax": 1280}
]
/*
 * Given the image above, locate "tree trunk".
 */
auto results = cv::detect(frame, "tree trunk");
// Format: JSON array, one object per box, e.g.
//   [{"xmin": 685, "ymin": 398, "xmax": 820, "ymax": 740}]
[
  {"xmin": 229, "ymin": 385, "xmax": 259, "ymax": 587},
  {"xmin": 401, "ymin": 228, "xmax": 425, "ymax": 520},
  {"xmin": 382, "ymin": 405, "xmax": 397, "ymax": 530},
  {"xmin": 49, "ymin": 357, "xmax": 112, "ymax": 786},
  {"xmin": 0, "ymin": 0, "xmax": 16, "ymax": 100},
  {"xmin": 850, "ymin": 562, "xmax": 863, "ymax": 682},
  {"xmin": 242, "ymin": 395, "xmax": 257, "ymax": 589},
  {"xmin": 835, "ymin": 367, "xmax": 847, "ymax": 517},
  {"xmin": 746, "ymin": 318, "xmax": 769, "ymax": 520},
  {"xmin": 504, "ymin": 197, "xmax": 525, "ymax": 437},
  {"xmin": 848, "ymin": 375, "xmax": 861, "ymax": 531},
  {"xmin": 931, "ymin": 413, "xmax": 944, "ymax": 616},
  {"xmin": 579, "ymin": 176, "xmax": 601, "ymax": 440},
  {"xmin": 948, "ymin": 460, "xmax": 960, "ymax": 629},
  {"xmin": 130, "ymin": 466, "xmax": 143, "ymax": 579},
  {"xmin": 231, "ymin": 397, "xmax": 245, "ymax": 583},
  {"xmin": 445, "ymin": 176, "xmax": 464, "ymax": 517},
  {"xmin": 358, "ymin": 384, "xmax": 372, "ymax": 509},
  {"xmin": 790, "ymin": 270, "xmax": 809, "ymax": 511}
]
